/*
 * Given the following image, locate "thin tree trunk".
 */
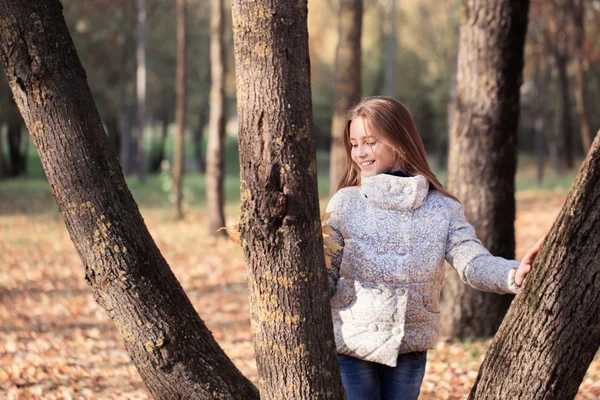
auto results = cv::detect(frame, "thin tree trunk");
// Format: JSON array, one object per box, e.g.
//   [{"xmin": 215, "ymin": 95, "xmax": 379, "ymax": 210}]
[
  {"xmin": 193, "ymin": 106, "xmax": 208, "ymax": 174},
  {"xmin": 442, "ymin": 0, "xmax": 529, "ymax": 338},
  {"xmin": 329, "ymin": 0, "xmax": 362, "ymax": 194},
  {"xmin": 231, "ymin": 0, "xmax": 346, "ymax": 398},
  {"xmin": 570, "ymin": 0, "xmax": 593, "ymax": 153},
  {"xmin": 385, "ymin": 0, "xmax": 396, "ymax": 96},
  {"xmin": 554, "ymin": 52, "xmax": 574, "ymax": 169},
  {"xmin": 149, "ymin": 117, "xmax": 168, "ymax": 173},
  {"xmin": 173, "ymin": 0, "xmax": 187, "ymax": 220},
  {"xmin": 136, "ymin": 0, "xmax": 147, "ymax": 182},
  {"xmin": 0, "ymin": 125, "xmax": 9, "ymax": 178},
  {"xmin": 106, "ymin": 116, "xmax": 122, "ymax": 160},
  {"xmin": 206, "ymin": 0, "xmax": 227, "ymax": 237},
  {"xmin": 470, "ymin": 131, "xmax": 600, "ymax": 399},
  {"xmin": 0, "ymin": 2, "xmax": 258, "ymax": 398},
  {"xmin": 7, "ymin": 120, "xmax": 24, "ymax": 176},
  {"xmin": 534, "ymin": 57, "xmax": 551, "ymax": 185}
]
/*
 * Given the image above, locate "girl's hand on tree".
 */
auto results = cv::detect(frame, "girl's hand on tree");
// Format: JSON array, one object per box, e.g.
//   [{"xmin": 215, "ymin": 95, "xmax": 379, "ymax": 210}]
[{"xmin": 515, "ymin": 236, "xmax": 546, "ymax": 286}]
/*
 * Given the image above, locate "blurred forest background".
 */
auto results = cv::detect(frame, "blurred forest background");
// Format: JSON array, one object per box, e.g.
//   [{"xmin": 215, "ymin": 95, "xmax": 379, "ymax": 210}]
[{"xmin": 1, "ymin": 0, "xmax": 600, "ymax": 398}]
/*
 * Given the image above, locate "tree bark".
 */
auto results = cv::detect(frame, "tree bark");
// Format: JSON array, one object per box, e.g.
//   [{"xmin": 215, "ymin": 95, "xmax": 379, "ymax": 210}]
[
  {"xmin": 173, "ymin": 0, "xmax": 187, "ymax": 220},
  {"xmin": 442, "ymin": 0, "xmax": 529, "ymax": 338},
  {"xmin": 0, "ymin": 1, "xmax": 258, "ymax": 398},
  {"xmin": 470, "ymin": 131, "xmax": 600, "ymax": 399},
  {"xmin": 136, "ymin": 0, "xmax": 147, "ymax": 181},
  {"xmin": 570, "ymin": 0, "xmax": 593, "ymax": 153},
  {"xmin": 329, "ymin": 0, "xmax": 362, "ymax": 194},
  {"xmin": 231, "ymin": 1, "xmax": 346, "ymax": 398},
  {"xmin": 206, "ymin": 0, "xmax": 227, "ymax": 237}
]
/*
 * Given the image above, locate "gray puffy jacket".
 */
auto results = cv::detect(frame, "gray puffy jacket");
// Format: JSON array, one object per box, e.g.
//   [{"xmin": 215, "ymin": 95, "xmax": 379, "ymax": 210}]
[{"xmin": 325, "ymin": 174, "xmax": 519, "ymax": 367}]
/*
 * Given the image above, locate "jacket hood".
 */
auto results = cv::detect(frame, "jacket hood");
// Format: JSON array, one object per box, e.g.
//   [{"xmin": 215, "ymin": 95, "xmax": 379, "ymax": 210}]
[{"xmin": 359, "ymin": 174, "xmax": 429, "ymax": 211}]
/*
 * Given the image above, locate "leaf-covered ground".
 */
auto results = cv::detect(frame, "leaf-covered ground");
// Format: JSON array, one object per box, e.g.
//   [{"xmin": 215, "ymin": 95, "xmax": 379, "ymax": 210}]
[{"xmin": 1, "ymin": 189, "xmax": 599, "ymax": 399}]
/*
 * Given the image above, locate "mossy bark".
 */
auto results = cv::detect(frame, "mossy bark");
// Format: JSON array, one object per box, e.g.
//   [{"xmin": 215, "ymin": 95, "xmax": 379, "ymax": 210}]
[
  {"xmin": 0, "ymin": 1, "xmax": 258, "ymax": 398},
  {"xmin": 442, "ymin": 0, "xmax": 529, "ymax": 338},
  {"xmin": 470, "ymin": 132, "xmax": 600, "ymax": 399},
  {"xmin": 231, "ymin": 1, "xmax": 346, "ymax": 399}
]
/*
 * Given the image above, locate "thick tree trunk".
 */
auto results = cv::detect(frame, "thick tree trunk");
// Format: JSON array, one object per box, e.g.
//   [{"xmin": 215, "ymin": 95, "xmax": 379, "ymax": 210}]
[
  {"xmin": 173, "ymin": 0, "xmax": 187, "ymax": 220},
  {"xmin": 570, "ymin": 0, "xmax": 593, "ymax": 153},
  {"xmin": 329, "ymin": 0, "xmax": 362, "ymax": 194},
  {"xmin": 470, "ymin": 131, "xmax": 600, "ymax": 399},
  {"xmin": 136, "ymin": 0, "xmax": 147, "ymax": 181},
  {"xmin": 0, "ymin": 2, "xmax": 258, "ymax": 398},
  {"xmin": 442, "ymin": 0, "xmax": 529, "ymax": 338},
  {"xmin": 554, "ymin": 52, "xmax": 574, "ymax": 169},
  {"xmin": 231, "ymin": 1, "xmax": 345, "ymax": 399},
  {"xmin": 206, "ymin": 0, "xmax": 227, "ymax": 237}
]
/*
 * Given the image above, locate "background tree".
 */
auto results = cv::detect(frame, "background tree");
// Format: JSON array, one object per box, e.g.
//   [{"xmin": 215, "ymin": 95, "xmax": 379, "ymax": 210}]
[
  {"xmin": 173, "ymin": 0, "xmax": 187, "ymax": 219},
  {"xmin": 206, "ymin": 0, "xmax": 227, "ymax": 237},
  {"xmin": 0, "ymin": 1, "xmax": 260, "ymax": 397},
  {"xmin": 136, "ymin": 0, "xmax": 148, "ymax": 181},
  {"xmin": 570, "ymin": 0, "xmax": 593, "ymax": 153},
  {"xmin": 329, "ymin": 0, "xmax": 362, "ymax": 194},
  {"xmin": 441, "ymin": 0, "xmax": 530, "ymax": 338},
  {"xmin": 469, "ymin": 131, "xmax": 600, "ymax": 399},
  {"xmin": 231, "ymin": 0, "xmax": 346, "ymax": 398}
]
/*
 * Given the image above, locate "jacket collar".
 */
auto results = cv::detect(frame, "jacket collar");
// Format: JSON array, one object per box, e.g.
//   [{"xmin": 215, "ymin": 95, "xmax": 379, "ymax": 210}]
[{"xmin": 359, "ymin": 174, "xmax": 429, "ymax": 211}]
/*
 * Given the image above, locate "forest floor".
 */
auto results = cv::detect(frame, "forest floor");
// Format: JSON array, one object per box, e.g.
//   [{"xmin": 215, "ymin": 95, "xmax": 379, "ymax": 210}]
[{"xmin": 1, "ymin": 185, "xmax": 600, "ymax": 399}]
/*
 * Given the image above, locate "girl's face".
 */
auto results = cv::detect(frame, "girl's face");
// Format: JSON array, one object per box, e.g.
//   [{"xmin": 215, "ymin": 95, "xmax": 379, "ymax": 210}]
[{"xmin": 349, "ymin": 116, "xmax": 401, "ymax": 177}]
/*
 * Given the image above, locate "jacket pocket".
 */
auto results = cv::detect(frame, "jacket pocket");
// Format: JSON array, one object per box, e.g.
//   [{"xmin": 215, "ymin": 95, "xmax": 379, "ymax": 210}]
[
  {"xmin": 421, "ymin": 291, "xmax": 440, "ymax": 315},
  {"xmin": 331, "ymin": 278, "xmax": 356, "ymax": 310}
]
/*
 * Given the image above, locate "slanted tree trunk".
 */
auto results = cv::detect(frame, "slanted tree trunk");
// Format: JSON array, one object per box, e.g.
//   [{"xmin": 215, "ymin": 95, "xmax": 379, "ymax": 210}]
[
  {"xmin": 570, "ymin": 0, "xmax": 593, "ymax": 153},
  {"xmin": 442, "ymin": 0, "xmax": 529, "ymax": 338},
  {"xmin": 231, "ymin": 0, "xmax": 346, "ymax": 398},
  {"xmin": 136, "ymin": 0, "xmax": 147, "ymax": 181},
  {"xmin": 470, "ymin": 131, "xmax": 600, "ymax": 399},
  {"xmin": 173, "ymin": 0, "xmax": 187, "ymax": 220},
  {"xmin": 329, "ymin": 0, "xmax": 362, "ymax": 194},
  {"xmin": 206, "ymin": 0, "xmax": 227, "ymax": 237},
  {"xmin": 0, "ymin": 2, "xmax": 259, "ymax": 398}
]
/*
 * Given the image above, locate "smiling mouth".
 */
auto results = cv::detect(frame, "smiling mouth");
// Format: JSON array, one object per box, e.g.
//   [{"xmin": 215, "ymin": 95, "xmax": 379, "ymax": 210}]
[{"xmin": 360, "ymin": 160, "xmax": 375, "ymax": 168}]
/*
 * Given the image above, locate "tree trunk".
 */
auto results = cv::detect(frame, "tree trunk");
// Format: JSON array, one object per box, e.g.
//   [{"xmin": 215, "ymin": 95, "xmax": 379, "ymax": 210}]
[
  {"xmin": 570, "ymin": 0, "xmax": 593, "ymax": 153},
  {"xmin": 206, "ymin": 0, "xmax": 227, "ymax": 237},
  {"xmin": 0, "ymin": 126, "xmax": 9, "ymax": 178},
  {"xmin": 385, "ymin": 0, "xmax": 396, "ymax": 97},
  {"xmin": 7, "ymin": 120, "xmax": 25, "ymax": 176},
  {"xmin": 554, "ymin": 52, "xmax": 574, "ymax": 169},
  {"xmin": 470, "ymin": 131, "xmax": 600, "ymax": 399},
  {"xmin": 173, "ymin": 0, "xmax": 187, "ymax": 220},
  {"xmin": 329, "ymin": 0, "xmax": 362, "ymax": 194},
  {"xmin": 231, "ymin": 0, "xmax": 346, "ymax": 398},
  {"xmin": 136, "ymin": 0, "xmax": 147, "ymax": 181},
  {"xmin": 534, "ymin": 57, "xmax": 551, "ymax": 185},
  {"xmin": 0, "ymin": 2, "xmax": 258, "ymax": 398},
  {"xmin": 149, "ymin": 117, "xmax": 168, "ymax": 173},
  {"xmin": 106, "ymin": 116, "xmax": 122, "ymax": 160},
  {"xmin": 193, "ymin": 106, "xmax": 208, "ymax": 174},
  {"xmin": 442, "ymin": 0, "xmax": 529, "ymax": 338}
]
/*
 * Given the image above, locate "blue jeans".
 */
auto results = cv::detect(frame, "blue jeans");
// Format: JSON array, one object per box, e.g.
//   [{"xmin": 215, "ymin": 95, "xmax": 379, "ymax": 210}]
[{"xmin": 337, "ymin": 352, "xmax": 427, "ymax": 400}]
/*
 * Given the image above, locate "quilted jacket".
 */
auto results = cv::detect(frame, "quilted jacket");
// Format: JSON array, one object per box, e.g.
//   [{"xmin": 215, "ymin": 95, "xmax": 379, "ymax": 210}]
[{"xmin": 325, "ymin": 173, "xmax": 520, "ymax": 367}]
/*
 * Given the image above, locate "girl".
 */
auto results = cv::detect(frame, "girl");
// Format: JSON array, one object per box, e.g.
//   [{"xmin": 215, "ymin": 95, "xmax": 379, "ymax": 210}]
[{"xmin": 325, "ymin": 96, "xmax": 543, "ymax": 400}]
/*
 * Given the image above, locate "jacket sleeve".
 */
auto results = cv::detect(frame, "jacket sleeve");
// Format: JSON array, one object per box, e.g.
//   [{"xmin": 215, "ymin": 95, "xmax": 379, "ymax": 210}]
[
  {"xmin": 445, "ymin": 205, "xmax": 520, "ymax": 294},
  {"xmin": 324, "ymin": 193, "xmax": 346, "ymax": 298}
]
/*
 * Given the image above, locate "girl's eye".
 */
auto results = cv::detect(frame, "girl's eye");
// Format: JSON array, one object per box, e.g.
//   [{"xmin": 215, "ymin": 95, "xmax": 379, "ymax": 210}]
[
  {"xmin": 368, "ymin": 141, "xmax": 377, "ymax": 146},
  {"xmin": 351, "ymin": 144, "xmax": 358, "ymax": 148}
]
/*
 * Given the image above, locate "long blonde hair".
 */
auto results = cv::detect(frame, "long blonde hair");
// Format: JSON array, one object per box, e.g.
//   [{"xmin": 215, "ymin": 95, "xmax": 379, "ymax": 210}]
[{"xmin": 336, "ymin": 96, "xmax": 457, "ymax": 202}]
